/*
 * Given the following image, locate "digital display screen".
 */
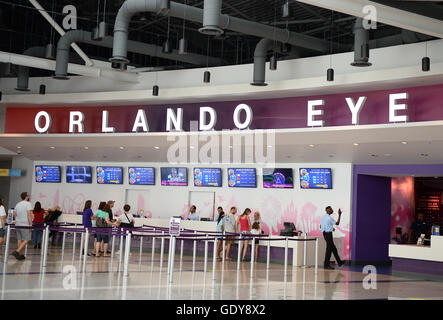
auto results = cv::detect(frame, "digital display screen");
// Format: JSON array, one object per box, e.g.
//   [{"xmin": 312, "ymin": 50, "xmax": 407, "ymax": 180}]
[
  {"xmin": 66, "ymin": 166, "xmax": 92, "ymax": 184},
  {"xmin": 263, "ymin": 168, "xmax": 294, "ymax": 188},
  {"xmin": 161, "ymin": 167, "xmax": 188, "ymax": 186},
  {"xmin": 128, "ymin": 167, "xmax": 155, "ymax": 185},
  {"xmin": 96, "ymin": 167, "xmax": 123, "ymax": 185},
  {"xmin": 35, "ymin": 165, "xmax": 61, "ymax": 183},
  {"xmin": 299, "ymin": 168, "xmax": 332, "ymax": 189},
  {"xmin": 194, "ymin": 168, "xmax": 222, "ymax": 187},
  {"xmin": 227, "ymin": 168, "xmax": 256, "ymax": 188}
]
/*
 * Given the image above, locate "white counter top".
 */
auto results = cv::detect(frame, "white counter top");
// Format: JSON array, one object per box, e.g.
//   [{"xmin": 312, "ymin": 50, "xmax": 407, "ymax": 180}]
[{"xmin": 389, "ymin": 235, "xmax": 443, "ymax": 262}]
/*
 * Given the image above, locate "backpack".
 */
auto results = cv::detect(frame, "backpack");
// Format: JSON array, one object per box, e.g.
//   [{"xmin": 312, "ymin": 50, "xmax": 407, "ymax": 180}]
[
  {"xmin": 96, "ymin": 215, "xmax": 109, "ymax": 228},
  {"xmin": 45, "ymin": 210, "xmax": 62, "ymax": 223}
]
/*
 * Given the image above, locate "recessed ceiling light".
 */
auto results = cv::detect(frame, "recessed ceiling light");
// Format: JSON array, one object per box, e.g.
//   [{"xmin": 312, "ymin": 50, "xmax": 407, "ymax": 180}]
[
  {"xmin": 229, "ymin": 145, "xmax": 233, "ymax": 149},
  {"xmin": 84, "ymin": 147, "xmax": 89, "ymax": 150},
  {"xmin": 190, "ymin": 146, "xmax": 195, "ymax": 149},
  {"xmin": 16, "ymin": 146, "xmax": 22, "ymax": 149},
  {"xmin": 401, "ymin": 141, "xmax": 408, "ymax": 145},
  {"xmin": 353, "ymin": 143, "xmax": 359, "ymax": 146},
  {"xmin": 50, "ymin": 146, "xmax": 55, "ymax": 149},
  {"xmin": 119, "ymin": 146, "xmax": 124, "ymax": 150},
  {"xmin": 153, "ymin": 146, "xmax": 160, "ymax": 150},
  {"xmin": 267, "ymin": 145, "xmax": 273, "ymax": 148},
  {"xmin": 309, "ymin": 144, "xmax": 315, "ymax": 148}
]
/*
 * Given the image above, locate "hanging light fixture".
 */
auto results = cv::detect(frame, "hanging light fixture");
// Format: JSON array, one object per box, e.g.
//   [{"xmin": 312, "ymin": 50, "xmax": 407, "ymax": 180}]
[
  {"xmin": 152, "ymin": 85, "xmax": 159, "ymax": 96},
  {"xmin": 162, "ymin": 15, "xmax": 172, "ymax": 53},
  {"xmin": 327, "ymin": 12, "xmax": 335, "ymax": 82},
  {"xmin": 270, "ymin": 53, "xmax": 277, "ymax": 71},
  {"xmin": 327, "ymin": 68, "xmax": 334, "ymax": 81},
  {"xmin": 178, "ymin": 1, "xmax": 188, "ymax": 55},
  {"xmin": 45, "ymin": 43, "xmax": 56, "ymax": 59},
  {"xmin": 39, "ymin": 84, "xmax": 46, "ymax": 95},
  {"xmin": 422, "ymin": 42, "xmax": 430, "ymax": 72},
  {"xmin": 203, "ymin": 71, "xmax": 211, "ymax": 83},
  {"xmin": 282, "ymin": 1, "xmax": 290, "ymax": 18},
  {"xmin": 98, "ymin": 0, "xmax": 108, "ymax": 39},
  {"xmin": 0, "ymin": 91, "xmax": 2, "ymax": 101}
]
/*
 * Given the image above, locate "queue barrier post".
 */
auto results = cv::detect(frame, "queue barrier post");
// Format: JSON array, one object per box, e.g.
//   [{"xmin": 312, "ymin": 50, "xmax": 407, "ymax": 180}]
[
  {"xmin": 61, "ymin": 231, "xmax": 66, "ymax": 260},
  {"xmin": 204, "ymin": 234, "xmax": 208, "ymax": 273},
  {"xmin": 169, "ymin": 236, "xmax": 176, "ymax": 284},
  {"xmin": 222, "ymin": 231, "xmax": 226, "ymax": 263},
  {"xmin": 303, "ymin": 233, "xmax": 307, "ymax": 267},
  {"xmin": 167, "ymin": 235, "xmax": 173, "ymax": 275},
  {"xmin": 118, "ymin": 230, "xmax": 124, "ymax": 272},
  {"xmin": 79, "ymin": 231, "xmax": 84, "ymax": 261},
  {"xmin": 160, "ymin": 231, "xmax": 165, "ymax": 270},
  {"xmin": 151, "ymin": 232, "xmax": 156, "ymax": 265},
  {"xmin": 42, "ymin": 225, "xmax": 50, "ymax": 268},
  {"xmin": 82, "ymin": 228, "xmax": 89, "ymax": 273},
  {"xmin": 192, "ymin": 231, "xmax": 197, "ymax": 271},
  {"xmin": 3, "ymin": 225, "xmax": 11, "ymax": 266},
  {"xmin": 139, "ymin": 234, "xmax": 143, "ymax": 259},
  {"xmin": 237, "ymin": 234, "xmax": 242, "ymax": 270},
  {"xmin": 250, "ymin": 235, "xmax": 255, "ymax": 279},
  {"xmin": 40, "ymin": 225, "xmax": 46, "ymax": 267},
  {"xmin": 212, "ymin": 238, "xmax": 217, "ymax": 280},
  {"xmin": 124, "ymin": 230, "xmax": 131, "ymax": 277},
  {"xmin": 179, "ymin": 239, "xmax": 184, "ymax": 272},
  {"xmin": 315, "ymin": 237, "xmax": 318, "ymax": 275},
  {"xmin": 72, "ymin": 226, "xmax": 77, "ymax": 260},
  {"xmin": 266, "ymin": 236, "xmax": 270, "ymax": 270},
  {"xmin": 111, "ymin": 234, "xmax": 116, "ymax": 258},
  {"xmin": 284, "ymin": 237, "xmax": 288, "ymax": 281}
]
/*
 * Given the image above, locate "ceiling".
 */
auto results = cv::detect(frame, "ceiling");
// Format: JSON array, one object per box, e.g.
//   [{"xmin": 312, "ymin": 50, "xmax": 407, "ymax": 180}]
[
  {"xmin": 0, "ymin": 0, "xmax": 441, "ymax": 77},
  {"xmin": 1, "ymin": 121, "xmax": 443, "ymax": 164}
]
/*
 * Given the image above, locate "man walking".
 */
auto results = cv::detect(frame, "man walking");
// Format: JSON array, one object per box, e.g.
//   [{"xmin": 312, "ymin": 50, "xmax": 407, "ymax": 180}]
[
  {"xmin": 12, "ymin": 192, "xmax": 33, "ymax": 260},
  {"xmin": 223, "ymin": 206, "xmax": 237, "ymax": 260},
  {"xmin": 320, "ymin": 206, "xmax": 344, "ymax": 269}
]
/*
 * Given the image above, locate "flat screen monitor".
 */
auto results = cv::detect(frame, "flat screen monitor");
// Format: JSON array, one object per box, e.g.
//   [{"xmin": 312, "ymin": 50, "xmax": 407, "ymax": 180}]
[
  {"xmin": 161, "ymin": 167, "xmax": 188, "ymax": 186},
  {"xmin": 96, "ymin": 166, "xmax": 123, "ymax": 185},
  {"xmin": 66, "ymin": 166, "xmax": 92, "ymax": 184},
  {"xmin": 128, "ymin": 167, "xmax": 155, "ymax": 185},
  {"xmin": 263, "ymin": 168, "xmax": 294, "ymax": 188},
  {"xmin": 194, "ymin": 168, "xmax": 222, "ymax": 187},
  {"xmin": 35, "ymin": 165, "xmax": 61, "ymax": 183},
  {"xmin": 227, "ymin": 168, "xmax": 256, "ymax": 188},
  {"xmin": 299, "ymin": 168, "xmax": 332, "ymax": 189}
]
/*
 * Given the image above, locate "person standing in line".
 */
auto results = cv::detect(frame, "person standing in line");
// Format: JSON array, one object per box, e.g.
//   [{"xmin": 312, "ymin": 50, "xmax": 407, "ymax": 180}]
[
  {"xmin": 94, "ymin": 204, "xmax": 117, "ymax": 257},
  {"xmin": 107, "ymin": 200, "xmax": 116, "ymax": 223},
  {"xmin": 250, "ymin": 222, "xmax": 261, "ymax": 262},
  {"xmin": 236, "ymin": 208, "xmax": 252, "ymax": 262},
  {"xmin": 320, "ymin": 206, "xmax": 345, "ymax": 269},
  {"xmin": 0, "ymin": 197, "xmax": 7, "ymax": 249},
  {"xmin": 215, "ymin": 206, "xmax": 224, "ymax": 222},
  {"xmin": 12, "ymin": 192, "xmax": 33, "ymax": 260},
  {"xmin": 32, "ymin": 201, "xmax": 46, "ymax": 249},
  {"xmin": 216, "ymin": 210, "xmax": 225, "ymax": 261},
  {"xmin": 223, "ymin": 206, "xmax": 237, "ymax": 261},
  {"xmin": 82, "ymin": 200, "xmax": 94, "ymax": 256}
]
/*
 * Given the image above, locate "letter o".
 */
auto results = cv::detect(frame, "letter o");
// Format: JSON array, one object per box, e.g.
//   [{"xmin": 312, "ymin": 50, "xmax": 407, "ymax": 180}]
[
  {"xmin": 34, "ymin": 111, "xmax": 52, "ymax": 133},
  {"xmin": 233, "ymin": 104, "xmax": 253, "ymax": 130}
]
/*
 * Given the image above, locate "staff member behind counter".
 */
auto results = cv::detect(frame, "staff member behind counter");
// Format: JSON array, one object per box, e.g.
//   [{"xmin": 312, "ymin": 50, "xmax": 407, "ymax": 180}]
[
  {"xmin": 409, "ymin": 213, "xmax": 429, "ymax": 244},
  {"xmin": 187, "ymin": 205, "xmax": 199, "ymax": 221}
]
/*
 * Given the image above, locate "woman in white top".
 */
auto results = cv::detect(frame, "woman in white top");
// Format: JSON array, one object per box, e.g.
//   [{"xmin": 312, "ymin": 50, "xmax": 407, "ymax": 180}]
[
  {"xmin": 0, "ymin": 197, "xmax": 6, "ymax": 247},
  {"xmin": 250, "ymin": 221, "xmax": 261, "ymax": 262},
  {"xmin": 117, "ymin": 204, "xmax": 135, "ymax": 228},
  {"xmin": 252, "ymin": 211, "xmax": 262, "ymax": 226}
]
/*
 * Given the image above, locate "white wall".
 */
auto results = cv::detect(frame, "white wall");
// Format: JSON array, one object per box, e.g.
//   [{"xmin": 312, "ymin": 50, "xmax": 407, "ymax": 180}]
[
  {"xmin": 27, "ymin": 160, "xmax": 353, "ymax": 259},
  {"xmin": 8, "ymin": 156, "xmax": 33, "ymax": 208}
]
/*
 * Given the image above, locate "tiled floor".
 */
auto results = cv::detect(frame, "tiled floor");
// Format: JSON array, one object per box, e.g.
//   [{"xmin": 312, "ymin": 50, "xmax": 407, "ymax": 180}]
[{"xmin": 1, "ymin": 244, "xmax": 443, "ymax": 300}]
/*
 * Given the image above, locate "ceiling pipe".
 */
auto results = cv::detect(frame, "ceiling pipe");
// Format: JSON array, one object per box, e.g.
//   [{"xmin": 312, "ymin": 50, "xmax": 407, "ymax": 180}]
[
  {"xmin": 251, "ymin": 39, "xmax": 281, "ymax": 86},
  {"xmin": 198, "ymin": 0, "xmax": 223, "ymax": 36},
  {"xmin": 0, "ymin": 51, "xmax": 138, "ymax": 83},
  {"xmin": 54, "ymin": 30, "xmax": 223, "ymax": 79},
  {"xmin": 28, "ymin": 0, "xmax": 93, "ymax": 67},
  {"xmin": 110, "ymin": 0, "xmax": 333, "ymax": 64},
  {"xmin": 16, "ymin": 46, "xmax": 46, "ymax": 91},
  {"xmin": 351, "ymin": 18, "xmax": 371, "ymax": 67}
]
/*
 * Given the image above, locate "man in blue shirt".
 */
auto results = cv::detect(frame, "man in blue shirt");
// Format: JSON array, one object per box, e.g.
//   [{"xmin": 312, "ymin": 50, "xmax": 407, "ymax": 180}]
[
  {"xmin": 187, "ymin": 205, "xmax": 199, "ymax": 221},
  {"xmin": 320, "ymin": 206, "xmax": 344, "ymax": 269}
]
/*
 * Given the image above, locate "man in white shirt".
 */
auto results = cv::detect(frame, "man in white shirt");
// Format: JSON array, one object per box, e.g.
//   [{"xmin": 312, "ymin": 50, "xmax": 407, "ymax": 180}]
[
  {"xmin": 320, "ymin": 206, "xmax": 344, "ymax": 269},
  {"xmin": 0, "ymin": 197, "xmax": 6, "ymax": 247},
  {"xmin": 12, "ymin": 192, "xmax": 33, "ymax": 260},
  {"xmin": 187, "ymin": 205, "xmax": 199, "ymax": 221},
  {"xmin": 223, "ymin": 206, "xmax": 237, "ymax": 260}
]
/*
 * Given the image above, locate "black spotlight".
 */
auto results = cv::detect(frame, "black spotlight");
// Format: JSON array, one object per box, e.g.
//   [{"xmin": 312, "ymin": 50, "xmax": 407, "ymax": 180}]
[
  {"xmin": 327, "ymin": 68, "xmax": 334, "ymax": 81},
  {"xmin": 152, "ymin": 85, "xmax": 159, "ymax": 96},
  {"xmin": 203, "ymin": 71, "xmax": 211, "ymax": 83},
  {"xmin": 422, "ymin": 57, "xmax": 430, "ymax": 72},
  {"xmin": 39, "ymin": 84, "xmax": 46, "ymax": 95},
  {"xmin": 270, "ymin": 54, "xmax": 277, "ymax": 71}
]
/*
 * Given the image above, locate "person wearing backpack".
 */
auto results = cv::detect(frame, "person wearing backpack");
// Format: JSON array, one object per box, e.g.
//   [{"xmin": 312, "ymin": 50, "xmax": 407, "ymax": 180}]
[{"xmin": 93, "ymin": 204, "xmax": 117, "ymax": 257}]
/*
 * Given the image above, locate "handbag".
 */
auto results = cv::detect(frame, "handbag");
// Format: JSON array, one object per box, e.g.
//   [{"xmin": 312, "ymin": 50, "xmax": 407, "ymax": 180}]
[{"xmin": 119, "ymin": 213, "xmax": 134, "ymax": 228}]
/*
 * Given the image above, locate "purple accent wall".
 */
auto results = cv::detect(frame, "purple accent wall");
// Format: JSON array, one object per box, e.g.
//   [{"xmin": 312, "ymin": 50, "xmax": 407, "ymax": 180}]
[
  {"xmin": 352, "ymin": 165, "xmax": 443, "ymax": 262},
  {"xmin": 392, "ymin": 257, "xmax": 443, "ymax": 276}
]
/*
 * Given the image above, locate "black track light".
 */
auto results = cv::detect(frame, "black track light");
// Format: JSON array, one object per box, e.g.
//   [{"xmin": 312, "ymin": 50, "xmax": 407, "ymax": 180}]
[
  {"xmin": 203, "ymin": 71, "xmax": 211, "ymax": 83},
  {"xmin": 39, "ymin": 84, "xmax": 46, "ymax": 95},
  {"xmin": 327, "ymin": 68, "xmax": 334, "ymax": 81},
  {"xmin": 152, "ymin": 85, "xmax": 159, "ymax": 96},
  {"xmin": 422, "ymin": 57, "xmax": 430, "ymax": 72}
]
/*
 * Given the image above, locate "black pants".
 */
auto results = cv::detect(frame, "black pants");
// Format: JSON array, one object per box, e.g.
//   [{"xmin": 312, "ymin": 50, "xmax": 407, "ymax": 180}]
[{"xmin": 323, "ymin": 232, "xmax": 342, "ymax": 266}]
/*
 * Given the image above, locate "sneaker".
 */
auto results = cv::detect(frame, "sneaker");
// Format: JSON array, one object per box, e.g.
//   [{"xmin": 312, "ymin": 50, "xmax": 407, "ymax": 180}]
[
  {"xmin": 38, "ymin": 244, "xmax": 41, "ymax": 249},
  {"xmin": 18, "ymin": 255, "xmax": 26, "ymax": 261},
  {"xmin": 11, "ymin": 251, "xmax": 19, "ymax": 259},
  {"xmin": 338, "ymin": 261, "xmax": 345, "ymax": 267},
  {"xmin": 324, "ymin": 265, "xmax": 334, "ymax": 270}
]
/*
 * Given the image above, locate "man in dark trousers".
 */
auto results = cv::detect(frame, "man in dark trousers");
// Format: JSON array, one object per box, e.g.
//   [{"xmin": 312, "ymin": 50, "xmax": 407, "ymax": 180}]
[{"xmin": 320, "ymin": 206, "xmax": 344, "ymax": 270}]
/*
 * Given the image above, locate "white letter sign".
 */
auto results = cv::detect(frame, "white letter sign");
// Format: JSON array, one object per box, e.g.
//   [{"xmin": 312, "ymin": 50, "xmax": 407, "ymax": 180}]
[
  {"xmin": 69, "ymin": 111, "xmax": 84, "ymax": 133},
  {"xmin": 101, "ymin": 110, "xmax": 115, "ymax": 133},
  {"xmin": 233, "ymin": 104, "xmax": 253, "ymax": 130},
  {"xmin": 389, "ymin": 93, "xmax": 408, "ymax": 122},
  {"xmin": 199, "ymin": 106, "xmax": 217, "ymax": 131},
  {"xmin": 346, "ymin": 97, "xmax": 367, "ymax": 125},
  {"xmin": 132, "ymin": 109, "xmax": 149, "ymax": 132},
  {"xmin": 34, "ymin": 111, "xmax": 52, "ymax": 133},
  {"xmin": 307, "ymin": 100, "xmax": 324, "ymax": 127},
  {"xmin": 166, "ymin": 108, "xmax": 183, "ymax": 131}
]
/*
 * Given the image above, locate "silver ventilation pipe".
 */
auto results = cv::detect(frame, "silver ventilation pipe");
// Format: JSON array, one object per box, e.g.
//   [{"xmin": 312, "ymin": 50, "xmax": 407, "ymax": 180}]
[
  {"xmin": 351, "ymin": 18, "xmax": 371, "ymax": 67},
  {"xmin": 16, "ymin": 46, "xmax": 46, "ymax": 91},
  {"xmin": 111, "ymin": 0, "xmax": 332, "ymax": 64},
  {"xmin": 251, "ymin": 39, "xmax": 279, "ymax": 86},
  {"xmin": 54, "ymin": 30, "xmax": 223, "ymax": 79},
  {"xmin": 198, "ymin": 0, "xmax": 223, "ymax": 36}
]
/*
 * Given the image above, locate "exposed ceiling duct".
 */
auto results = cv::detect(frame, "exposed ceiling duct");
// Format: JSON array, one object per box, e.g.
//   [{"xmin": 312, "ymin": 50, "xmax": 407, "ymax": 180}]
[
  {"xmin": 251, "ymin": 39, "xmax": 281, "ymax": 86},
  {"xmin": 16, "ymin": 46, "xmax": 46, "ymax": 91},
  {"xmin": 351, "ymin": 18, "xmax": 371, "ymax": 67},
  {"xmin": 110, "ymin": 0, "xmax": 335, "ymax": 64},
  {"xmin": 54, "ymin": 30, "xmax": 223, "ymax": 79},
  {"xmin": 198, "ymin": 0, "xmax": 223, "ymax": 36}
]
